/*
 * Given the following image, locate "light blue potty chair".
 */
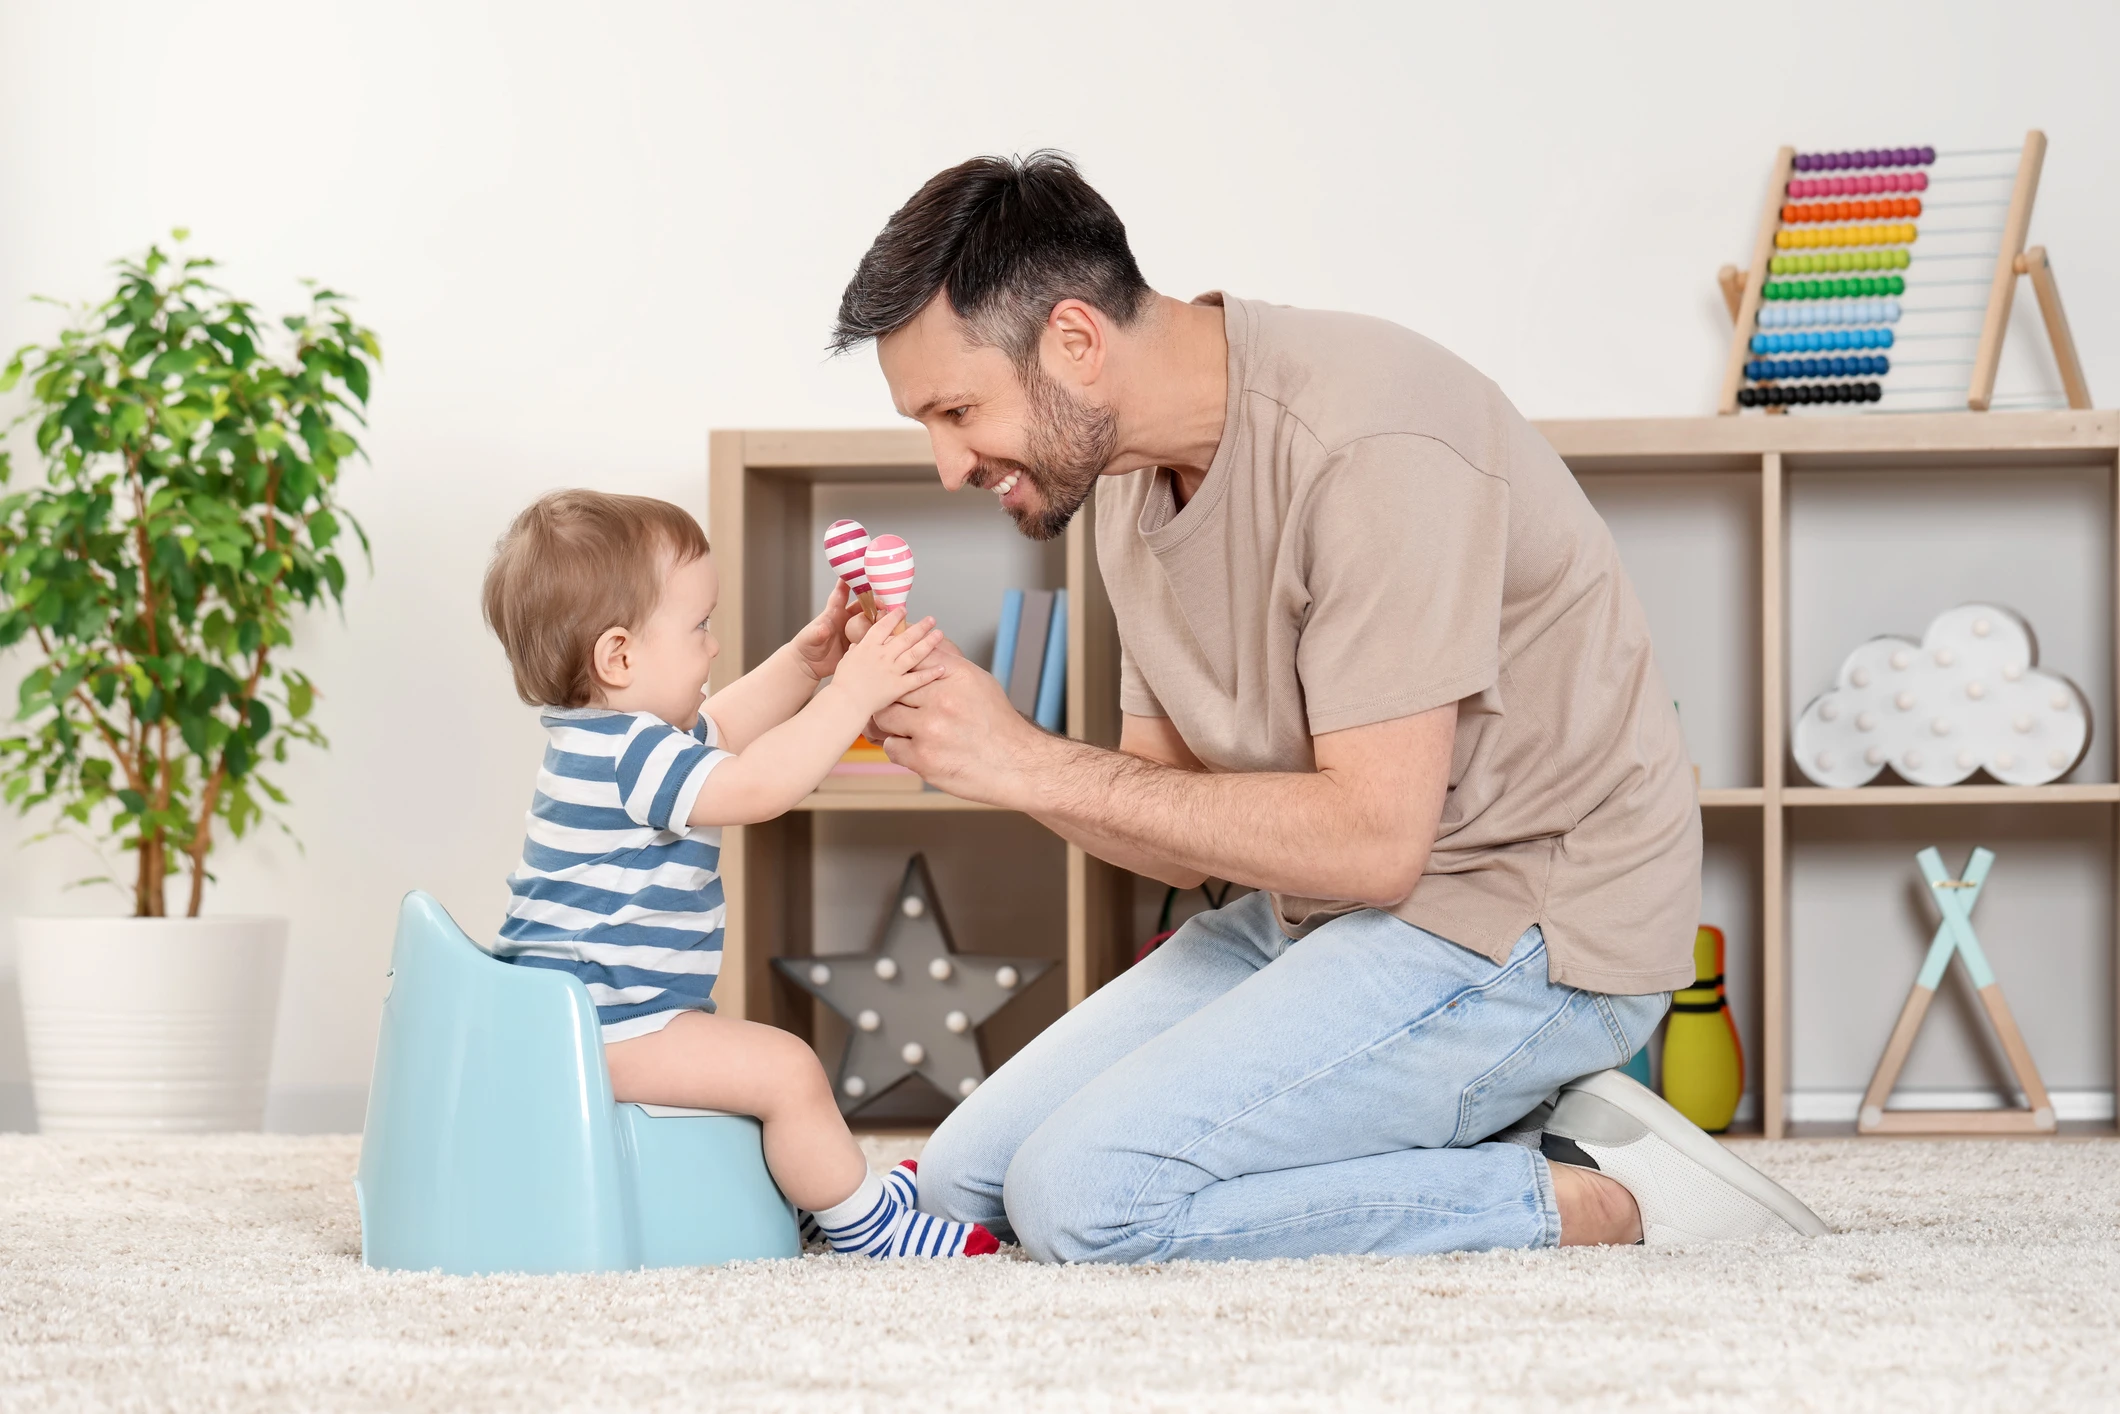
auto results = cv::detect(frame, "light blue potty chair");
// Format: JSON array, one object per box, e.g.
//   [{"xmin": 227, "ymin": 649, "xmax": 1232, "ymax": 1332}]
[{"xmin": 356, "ymin": 891, "xmax": 800, "ymax": 1274}]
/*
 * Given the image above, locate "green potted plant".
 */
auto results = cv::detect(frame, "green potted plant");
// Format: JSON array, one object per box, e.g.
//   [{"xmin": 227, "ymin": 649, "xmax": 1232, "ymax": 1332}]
[{"xmin": 0, "ymin": 235, "xmax": 378, "ymax": 1131}]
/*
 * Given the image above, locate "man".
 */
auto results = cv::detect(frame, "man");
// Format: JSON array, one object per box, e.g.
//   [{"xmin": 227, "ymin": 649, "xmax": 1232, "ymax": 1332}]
[{"xmin": 830, "ymin": 152, "xmax": 1826, "ymax": 1261}]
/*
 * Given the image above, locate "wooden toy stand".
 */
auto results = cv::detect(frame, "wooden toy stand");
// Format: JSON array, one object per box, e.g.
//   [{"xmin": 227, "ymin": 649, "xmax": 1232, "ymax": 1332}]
[
  {"xmin": 1717, "ymin": 130, "xmax": 2091, "ymax": 415},
  {"xmin": 1856, "ymin": 848, "xmax": 2056, "ymax": 1135}
]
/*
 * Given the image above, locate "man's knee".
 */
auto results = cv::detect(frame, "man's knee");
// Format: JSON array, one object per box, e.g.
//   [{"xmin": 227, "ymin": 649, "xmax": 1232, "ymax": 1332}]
[
  {"xmin": 1002, "ymin": 1115, "xmax": 1159, "ymax": 1264},
  {"xmin": 914, "ymin": 1093, "xmax": 1008, "ymax": 1226}
]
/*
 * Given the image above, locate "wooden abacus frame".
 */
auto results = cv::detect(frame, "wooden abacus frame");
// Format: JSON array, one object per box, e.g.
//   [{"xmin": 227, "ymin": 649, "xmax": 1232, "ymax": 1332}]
[{"xmin": 1716, "ymin": 130, "xmax": 2091, "ymax": 416}]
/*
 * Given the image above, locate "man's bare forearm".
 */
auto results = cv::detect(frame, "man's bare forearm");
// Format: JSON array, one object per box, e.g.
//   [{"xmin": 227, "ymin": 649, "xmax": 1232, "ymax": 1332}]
[
  {"xmin": 1002, "ymin": 733, "xmax": 1426, "ymax": 907},
  {"xmin": 1024, "ymin": 803, "xmax": 1208, "ymax": 889}
]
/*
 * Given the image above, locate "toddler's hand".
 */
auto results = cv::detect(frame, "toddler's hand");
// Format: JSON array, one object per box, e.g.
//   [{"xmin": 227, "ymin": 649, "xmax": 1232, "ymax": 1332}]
[
  {"xmin": 830, "ymin": 611, "xmax": 947, "ymax": 716},
  {"xmin": 791, "ymin": 580, "xmax": 859, "ymax": 683}
]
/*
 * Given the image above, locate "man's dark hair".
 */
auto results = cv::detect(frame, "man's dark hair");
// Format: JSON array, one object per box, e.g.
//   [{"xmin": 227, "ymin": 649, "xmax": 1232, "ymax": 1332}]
[{"xmin": 830, "ymin": 151, "xmax": 1151, "ymax": 368}]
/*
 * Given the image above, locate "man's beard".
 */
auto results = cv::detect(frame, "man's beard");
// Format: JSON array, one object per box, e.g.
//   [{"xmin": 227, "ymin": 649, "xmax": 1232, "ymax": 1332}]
[{"xmin": 998, "ymin": 363, "xmax": 1117, "ymax": 542}]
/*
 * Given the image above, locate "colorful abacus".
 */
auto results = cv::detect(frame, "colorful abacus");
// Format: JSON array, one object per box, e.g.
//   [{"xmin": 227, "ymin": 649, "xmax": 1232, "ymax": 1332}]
[
  {"xmin": 1734, "ymin": 146, "xmax": 1931, "ymax": 411},
  {"xmin": 1717, "ymin": 132, "xmax": 2089, "ymax": 416}
]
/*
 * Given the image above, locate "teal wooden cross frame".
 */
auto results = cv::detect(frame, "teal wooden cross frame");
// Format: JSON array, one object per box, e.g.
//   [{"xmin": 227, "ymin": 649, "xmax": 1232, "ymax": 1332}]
[{"xmin": 1858, "ymin": 846, "xmax": 2055, "ymax": 1135}]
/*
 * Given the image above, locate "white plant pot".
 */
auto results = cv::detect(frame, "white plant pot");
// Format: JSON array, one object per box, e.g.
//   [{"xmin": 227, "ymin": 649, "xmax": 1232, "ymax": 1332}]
[{"xmin": 14, "ymin": 915, "xmax": 287, "ymax": 1133}]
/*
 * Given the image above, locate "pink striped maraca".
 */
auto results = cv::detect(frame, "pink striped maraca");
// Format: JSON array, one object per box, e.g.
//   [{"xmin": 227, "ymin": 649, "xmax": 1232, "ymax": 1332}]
[
  {"xmin": 823, "ymin": 518, "xmax": 878, "ymax": 617},
  {"xmin": 864, "ymin": 534, "xmax": 915, "ymax": 631}
]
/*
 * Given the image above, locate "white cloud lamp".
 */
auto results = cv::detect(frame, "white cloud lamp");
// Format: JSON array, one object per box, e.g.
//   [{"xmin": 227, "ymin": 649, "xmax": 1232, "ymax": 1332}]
[{"xmin": 1792, "ymin": 604, "xmax": 2090, "ymax": 788}]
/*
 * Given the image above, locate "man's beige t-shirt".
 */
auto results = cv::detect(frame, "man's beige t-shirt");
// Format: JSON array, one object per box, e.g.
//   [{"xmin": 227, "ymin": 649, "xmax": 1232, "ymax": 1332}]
[{"xmin": 1096, "ymin": 294, "xmax": 1700, "ymax": 994}]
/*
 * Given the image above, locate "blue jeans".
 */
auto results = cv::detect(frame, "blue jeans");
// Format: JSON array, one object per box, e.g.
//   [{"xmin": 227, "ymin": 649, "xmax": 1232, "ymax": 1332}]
[{"xmin": 920, "ymin": 892, "xmax": 1666, "ymax": 1262}]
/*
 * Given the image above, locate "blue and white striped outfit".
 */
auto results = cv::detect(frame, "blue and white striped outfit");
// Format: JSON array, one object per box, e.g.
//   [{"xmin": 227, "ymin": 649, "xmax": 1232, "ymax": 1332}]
[{"xmin": 492, "ymin": 707, "xmax": 733, "ymax": 1042}]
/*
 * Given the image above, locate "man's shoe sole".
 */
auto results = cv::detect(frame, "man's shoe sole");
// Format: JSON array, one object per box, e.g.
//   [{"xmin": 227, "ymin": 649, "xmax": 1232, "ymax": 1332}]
[{"xmin": 1551, "ymin": 1069, "xmax": 1831, "ymax": 1240}]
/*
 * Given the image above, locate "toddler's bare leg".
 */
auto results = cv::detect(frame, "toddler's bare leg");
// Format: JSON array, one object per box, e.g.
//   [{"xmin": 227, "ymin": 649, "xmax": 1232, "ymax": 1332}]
[{"xmin": 605, "ymin": 1011, "xmax": 866, "ymax": 1212}]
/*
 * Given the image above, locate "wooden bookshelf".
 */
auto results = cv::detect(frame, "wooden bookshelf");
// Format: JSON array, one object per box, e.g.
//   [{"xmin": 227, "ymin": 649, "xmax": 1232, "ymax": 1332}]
[
  {"xmin": 707, "ymin": 429, "xmax": 1130, "ymax": 1050},
  {"xmin": 1545, "ymin": 409, "xmax": 2120, "ymax": 1138},
  {"xmin": 715, "ymin": 411, "xmax": 2120, "ymax": 1139}
]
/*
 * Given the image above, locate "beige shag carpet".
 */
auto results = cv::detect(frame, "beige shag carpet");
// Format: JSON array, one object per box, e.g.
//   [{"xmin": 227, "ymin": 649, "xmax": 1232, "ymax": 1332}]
[{"xmin": 1, "ymin": 1133, "xmax": 2116, "ymax": 1412}]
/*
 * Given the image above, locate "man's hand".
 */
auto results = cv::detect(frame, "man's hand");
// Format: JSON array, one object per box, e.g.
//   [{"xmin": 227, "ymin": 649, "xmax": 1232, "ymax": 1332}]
[
  {"xmin": 789, "ymin": 580, "xmax": 861, "ymax": 683},
  {"xmin": 844, "ymin": 607, "xmax": 972, "ymax": 743},
  {"xmin": 872, "ymin": 656, "xmax": 1044, "ymax": 805}
]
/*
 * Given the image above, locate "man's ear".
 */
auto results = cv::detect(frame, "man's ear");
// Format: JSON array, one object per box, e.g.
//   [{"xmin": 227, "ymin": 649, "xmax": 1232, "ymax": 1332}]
[
  {"xmin": 591, "ymin": 625, "xmax": 633, "ymax": 692},
  {"xmin": 1044, "ymin": 298, "xmax": 1107, "ymax": 388}
]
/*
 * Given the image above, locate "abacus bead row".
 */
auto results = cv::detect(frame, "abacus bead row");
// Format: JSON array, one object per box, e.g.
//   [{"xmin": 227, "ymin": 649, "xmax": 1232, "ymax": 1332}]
[
  {"xmin": 1745, "ymin": 355, "xmax": 1891, "ymax": 381},
  {"xmin": 1781, "ymin": 198, "xmax": 1923, "ymax": 223},
  {"xmin": 1765, "ymin": 275, "xmax": 1906, "ymax": 300},
  {"xmin": 1774, "ymin": 223, "xmax": 1918, "ymax": 251},
  {"xmin": 1769, "ymin": 250, "xmax": 1912, "ymax": 274},
  {"xmin": 1793, "ymin": 147, "xmax": 1935, "ymax": 171},
  {"xmin": 1738, "ymin": 382, "xmax": 1884, "ymax": 407},
  {"xmin": 1750, "ymin": 329, "xmax": 1895, "ymax": 354},
  {"xmin": 1789, "ymin": 173, "xmax": 1928, "ymax": 198},
  {"xmin": 1757, "ymin": 299, "xmax": 1900, "ymax": 329}
]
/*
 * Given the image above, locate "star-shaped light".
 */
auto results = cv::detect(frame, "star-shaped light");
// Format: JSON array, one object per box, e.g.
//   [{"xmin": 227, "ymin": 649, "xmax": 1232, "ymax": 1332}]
[{"xmin": 772, "ymin": 854, "xmax": 1054, "ymax": 1115}]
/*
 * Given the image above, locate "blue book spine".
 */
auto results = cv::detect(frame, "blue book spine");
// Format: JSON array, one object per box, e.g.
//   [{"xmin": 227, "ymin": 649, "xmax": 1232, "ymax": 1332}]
[
  {"xmin": 990, "ymin": 588, "xmax": 1024, "ymax": 686},
  {"xmin": 1033, "ymin": 590, "xmax": 1068, "ymax": 732}
]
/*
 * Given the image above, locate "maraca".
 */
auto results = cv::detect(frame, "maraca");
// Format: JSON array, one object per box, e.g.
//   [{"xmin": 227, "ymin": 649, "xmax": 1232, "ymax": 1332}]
[
  {"xmin": 823, "ymin": 518, "xmax": 878, "ymax": 619},
  {"xmin": 864, "ymin": 534, "xmax": 915, "ymax": 634}
]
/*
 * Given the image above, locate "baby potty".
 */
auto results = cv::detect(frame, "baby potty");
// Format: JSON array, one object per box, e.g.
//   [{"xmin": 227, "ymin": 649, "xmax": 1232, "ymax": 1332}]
[{"xmin": 355, "ymin": 891, "xmax": 800, "ymax": 1274}]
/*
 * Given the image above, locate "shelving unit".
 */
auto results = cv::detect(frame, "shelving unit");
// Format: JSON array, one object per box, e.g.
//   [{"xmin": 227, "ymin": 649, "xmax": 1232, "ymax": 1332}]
[
  {"xmin": 706, "ymin": 429, "xmax": 1130, "ymax": 1057},
  {"xmin": 1543, "ymin": 408, "xmax": 2120, "ymax": 1138},
  {"xmin": 714, "ymin": 411, "xmax": 2120, "ymax": 1139}
]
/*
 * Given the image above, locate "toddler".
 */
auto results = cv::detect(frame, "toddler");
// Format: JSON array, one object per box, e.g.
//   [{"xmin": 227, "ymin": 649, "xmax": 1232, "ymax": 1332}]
[{"xmin": 481, "ymin": 489, "xmax": 995, "ymax": 1258}]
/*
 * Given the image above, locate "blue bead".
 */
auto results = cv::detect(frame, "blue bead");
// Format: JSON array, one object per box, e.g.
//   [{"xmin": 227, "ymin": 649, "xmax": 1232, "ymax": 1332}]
[
  {"xmin": 1751, "ymin": 335, "xmax": 1767, "ymax": 354},
  {"xmin": 1880, "ymin": 328, "xmax": 1893, "ymax": 348}
]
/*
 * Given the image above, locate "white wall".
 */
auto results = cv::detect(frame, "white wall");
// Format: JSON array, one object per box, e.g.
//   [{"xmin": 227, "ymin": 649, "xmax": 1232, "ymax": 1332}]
[{"xmin": 1, "ymin": 0, "xmax": 2116, "ymax": 1127}]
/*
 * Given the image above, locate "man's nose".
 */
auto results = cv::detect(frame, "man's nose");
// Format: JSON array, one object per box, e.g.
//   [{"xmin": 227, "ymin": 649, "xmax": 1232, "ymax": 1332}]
[{"xmin": 929, "ymin": 430, "xmax": 977, "ymax": 491}]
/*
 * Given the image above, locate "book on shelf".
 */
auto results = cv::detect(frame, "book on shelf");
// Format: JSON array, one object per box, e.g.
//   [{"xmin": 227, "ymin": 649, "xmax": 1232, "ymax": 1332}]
[
  {"xmin": 816, "ymin": 734, "xmax": 924, "ymax": 793},
  {"xmin": 990, "ymin": 586, "xmax": 1068, "ymax": 734}
]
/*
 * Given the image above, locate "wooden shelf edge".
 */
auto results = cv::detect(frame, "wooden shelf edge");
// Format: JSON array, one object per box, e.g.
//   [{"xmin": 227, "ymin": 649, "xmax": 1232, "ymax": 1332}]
[
  {"xmin": 1537, "ymin": 409, "xmax": 2120, "ymax": 466},
  {"xmin": 1698, "ymin": 788, "xmax": 1765, "ymax": 808},
  {"xmin": 1781, "ymin": 783, "xmax": 2120, "ymax": 807},
  {"xmin": 797, "ymin": 791, "xmax": 1007, "ymax": 812}
]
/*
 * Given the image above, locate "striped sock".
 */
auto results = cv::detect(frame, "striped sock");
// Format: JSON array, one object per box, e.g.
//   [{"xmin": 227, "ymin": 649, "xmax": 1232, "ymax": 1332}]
[
  {"xmin": 812, "ymin": 1170, "xmax": 998, "ymax": 1258},
  {"xmin": 800, "ymin": 1161, "xmax": 920, "ymax": 1249},
  {"xmin": 882, "ymin": 1159, "xmax": 919, "ymax": 1210}
]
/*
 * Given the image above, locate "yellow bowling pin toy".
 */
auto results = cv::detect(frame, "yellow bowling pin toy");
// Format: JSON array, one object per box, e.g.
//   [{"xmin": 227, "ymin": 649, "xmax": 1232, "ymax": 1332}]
[{"xmin": 1661, "ymin": 925, "xmax": 1745, "ymax": 1133}]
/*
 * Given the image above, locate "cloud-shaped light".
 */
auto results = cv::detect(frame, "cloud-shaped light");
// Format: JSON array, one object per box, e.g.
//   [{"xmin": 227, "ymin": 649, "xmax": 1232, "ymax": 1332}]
[{"xmin": 1793, "ymin": 604, "xmax": 2090, "ymax": 788}]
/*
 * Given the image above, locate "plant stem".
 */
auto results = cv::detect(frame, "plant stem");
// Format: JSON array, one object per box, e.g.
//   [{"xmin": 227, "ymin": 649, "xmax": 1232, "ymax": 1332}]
[{"xmin": 183, "ymin": 460, "xmax": 280, "ymax": 918}]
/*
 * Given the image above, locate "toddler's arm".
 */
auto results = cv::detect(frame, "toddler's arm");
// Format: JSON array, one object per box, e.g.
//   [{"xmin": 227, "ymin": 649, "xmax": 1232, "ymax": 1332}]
[
  {"xmin": 705, "ymin": 581, "xmax": 884, "ymax": 752},
  {"xmin": 690, "ymin": 610, "xmax": 946, "ymax": 825}
]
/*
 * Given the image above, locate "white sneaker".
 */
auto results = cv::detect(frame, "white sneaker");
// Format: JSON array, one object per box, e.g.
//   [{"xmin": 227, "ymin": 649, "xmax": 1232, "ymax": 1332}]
[{"xmin": 1541, "ymin": 1069, "xmax": 1830, "ymax": 1243}]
